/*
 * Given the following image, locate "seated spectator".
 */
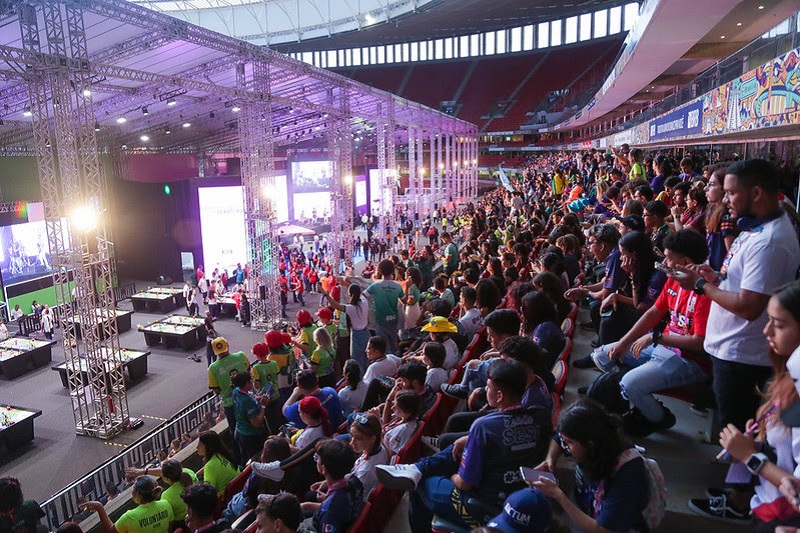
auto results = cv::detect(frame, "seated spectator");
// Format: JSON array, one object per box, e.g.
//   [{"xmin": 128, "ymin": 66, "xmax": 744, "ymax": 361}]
[
  {"xmin": 520, "ymin": 291, "xmax": 565, "ymax": 366},
  {"xmin": 254, "ymin": 494, "xmax": 303, "ymax": 533},
  {"xmin": 592, "ymin": 229, "xmax": 711, "ymax": 435},
  {"xmin": 337, "ymin": 360, "xmax": 367, "ymax": 416},
  {"xmin": 361, "ymin": 336, "xmax": 401, "ymax": 386},
  {"xmin": 83, "ymin": 476, "xmax": 173, "ymax": 533},
  {"xmin": 532, "ymin": 400, "xmax": 650, "ymax": 532},
  {"xmin": 456, "ymin": 286, "xmax": 483, "ymax": 340},
  {"xmin": 0, "ymin": 477, "xmax": 45, "ymax": 533},
  {"xmin": 422, "ymin": 342, "xmax": 448, "ymax": 393},
  {"xmin": 288, "ymin": 396, "xmax": 333, "ymax": 451},
  {"xmin": 643, "ymin": 200, "xmax": 671, "ymax": 253},
  {"xmin": 124, "ymin": 459, "xmax": 197, "ymax": 526},
  {"xmin": 10, "ymin": 304, "xmax": 24, "ymax": 321},
  {"xmin": 441, "ymin": 309, "xmax": 521, "ymax": 399},
  {"xmin": 409, "ymin": 316, "xmax": 460, "ymax": 370},
  {"xmin": 533, "ymin": 271, "xmax": 572, "ymax": 322},
  {"xmin": 432, "ymin": 275, "xmax": 456, "ymax": 308},
  {"xmin": 376, "ymin": 359, "xmax": 552, "ymax": 531},
  {"xmin": 378, "ymin": 361, "xmax": 437, "ymax": 422},
  {"xmin": 343, "ymin": 412, "xmax": 388, "ymax": 499},
  {"xmin": 382, "ymin": 391, "xmax": 421, "ymax": 456},
  {"xmin": 305, "ymin": 440, "xmax": 364, "ymax": 533},
  {"xmin": 195, "ymin": 431, "xmax": 240, "ymax": 493},
  {"xmin": 181, "ymin": 483, "xmax": 229, "ymax": 533},
  {"xmin": 282, "ymin": 369, "xmax": 344, "ymax": 429}
]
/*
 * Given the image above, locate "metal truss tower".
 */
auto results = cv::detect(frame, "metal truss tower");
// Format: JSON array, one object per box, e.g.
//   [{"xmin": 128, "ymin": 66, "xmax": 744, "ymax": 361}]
[
  {"xmin": 327, "ymin": 91, "xmax": 354, "ymax": 273},
  {"xmin": 238, "ymin": 61, "xmax": 280, "ymax": 330},
  {"xmin": 19, "ymin": 0, "xmax": 129, "ymax": 438}
]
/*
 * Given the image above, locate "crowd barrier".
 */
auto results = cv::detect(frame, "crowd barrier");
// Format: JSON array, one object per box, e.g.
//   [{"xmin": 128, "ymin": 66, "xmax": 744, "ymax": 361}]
[{"xmin": 40, "ymin": 392, "xmax": 217, "ymax": 531}]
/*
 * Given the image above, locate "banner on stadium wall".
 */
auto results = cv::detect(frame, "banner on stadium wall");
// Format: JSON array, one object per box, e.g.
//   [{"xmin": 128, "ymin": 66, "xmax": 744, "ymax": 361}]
[
  {"xmin": 648, "ymin": 100, "xmax": 702, "ymax": 141},
  {"xmin": 703, "ymin": 48, "xmax": 800, "ymax": 136},
  {"xmin": 497, "ymin": 166, "xmax": 514, "ymax": 191},
  {"xmin": 613, "ymin": 130, "xmax": 632, "ymax": 146}
]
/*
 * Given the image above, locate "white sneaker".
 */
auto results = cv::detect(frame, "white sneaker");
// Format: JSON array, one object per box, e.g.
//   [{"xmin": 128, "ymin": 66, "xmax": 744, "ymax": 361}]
[
  {"xmin": 251, "ymin": 460, "xmax": 285, "ymax": 482},
  {"xmin": 376, "ymin": 464, "xmax": 422, "ymax": 492},
  {"xmin": 421, "ymin": 436, "xmax": 440, "ymax": 452}
]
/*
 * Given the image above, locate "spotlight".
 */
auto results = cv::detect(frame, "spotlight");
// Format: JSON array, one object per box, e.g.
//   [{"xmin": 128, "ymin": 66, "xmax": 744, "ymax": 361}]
[
  {"xmin": 22, "ymin": 107, "xmax": 32, "ymax": 117},
  {"xmin": 121, "ymin": 144, "xmax": 127, "ymax": 149},
  {"xmin": 165, "ymin": 126, "xmax": 171, "ymax": 134},
  {"xmin": 140, "ymin": 134, "xmax": 150, "ymax": 142},
  {"xmin": 94, "ymin": 122, "xmax": 100, "ymax": 131},
  {"xmin": 231, "ymin": 105, "xmax": 241, "ymax": 112},
  {"xmin": 182, "ymin": 122, "xmax": 191, "ymax": 128},
  {"xmin": 142, "ymin": 107, "xmax": 149, "ymax": 115},
  {"xmin": 116, "ymin": 116, "xmax": 127, "ymax": 124},
  {"xmin": 82, "ymin": 89, "xmax": 92, "ymax": 97},
  {"xmin": 167, "ymin": 98, "xmax": 177, "ymax": 106},
  {"xmin": 70, "ymin": 205, "xmax": 99, "ymax": 233}
]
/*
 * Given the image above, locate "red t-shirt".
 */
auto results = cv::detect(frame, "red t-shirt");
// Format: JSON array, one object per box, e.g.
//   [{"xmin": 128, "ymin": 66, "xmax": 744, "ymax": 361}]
[{"xmin": 653, "ymin": 278, "xmax": 712, "ymax": 373}]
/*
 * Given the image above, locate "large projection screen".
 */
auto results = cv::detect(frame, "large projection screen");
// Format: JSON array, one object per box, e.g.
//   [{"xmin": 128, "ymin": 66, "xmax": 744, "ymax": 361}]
[{"xmin": 198, "ymin": 186, "xmax": 247, "ymax": 273}]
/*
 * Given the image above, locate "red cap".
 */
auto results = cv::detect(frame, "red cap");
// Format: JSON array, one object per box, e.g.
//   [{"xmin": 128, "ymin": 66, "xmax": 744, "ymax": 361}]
[
  {"xmin": 252, "ymin": 342, "xmax": 269, "ymax": 358},
  {"xmin": 316, "ymin": 307, "xmax": 333, "ymax": 320},
  {"xmin": 296, "ymin": 309, "xmax": 313, "ymax": 326},
  {"xmin": 264, "ymin": 330, "xmax": 291, "ymax": 349}
]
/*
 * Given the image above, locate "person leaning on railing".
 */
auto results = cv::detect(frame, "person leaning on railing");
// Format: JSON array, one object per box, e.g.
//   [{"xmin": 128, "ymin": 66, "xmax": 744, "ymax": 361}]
[{"xmin": 82, "ymin": 476, "xmax": 173, "ymax": 533}]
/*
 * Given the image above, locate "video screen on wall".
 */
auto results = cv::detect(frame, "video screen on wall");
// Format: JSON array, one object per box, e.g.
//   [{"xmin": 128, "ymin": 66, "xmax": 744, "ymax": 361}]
[
  {"xmin": 291, "ymin": 161, "xmax": 331, "ymax": 192},
  {"xmin": 0, "ymin": 202, "xmax": 69, "ymax": 287},
  {"xmin": 198, "ymin": 186, "xmax": 248, "ymax": 274}
]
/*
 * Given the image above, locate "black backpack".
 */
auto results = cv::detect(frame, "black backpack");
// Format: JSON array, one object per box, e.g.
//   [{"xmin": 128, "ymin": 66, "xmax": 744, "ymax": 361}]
[{"xmin": 587, "ymin": 369, "xmax": 629, "ymax": 415}]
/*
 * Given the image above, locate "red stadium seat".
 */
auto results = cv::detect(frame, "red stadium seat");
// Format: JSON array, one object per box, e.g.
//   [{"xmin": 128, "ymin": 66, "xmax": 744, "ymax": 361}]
[
  {"xmin": 557, "ymin": 338, "xmax": 573, "ymax": 363},
  {"xmin": 568, "ymin": 301, "xmax": 579, "ymax": 320},
  {"xmin": 393, "ymin": 421, "xmax": 426, "ymax": 465},
  {"xmin": 552, "ymin": 360, "xmax": 568, "ymax": 395},
  {"xmin": 561, "ymin": 317, "xmax": 575, "ymax": 338},
  {"xmin": 222, "ymin": 464, "xmax": 251, "ymax": 506}
]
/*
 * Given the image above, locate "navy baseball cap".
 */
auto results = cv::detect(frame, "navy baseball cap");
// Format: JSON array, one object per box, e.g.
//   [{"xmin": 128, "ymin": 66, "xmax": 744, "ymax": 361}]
[{"xmin": 486, "ymin": 488, "xmax": 552, "ymax": 533}]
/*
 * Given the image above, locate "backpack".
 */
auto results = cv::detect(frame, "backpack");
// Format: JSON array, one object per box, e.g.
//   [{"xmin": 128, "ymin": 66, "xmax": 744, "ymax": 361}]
[
  {"xmin": 586, "ymin": 369, "xmax": 629, "ymax": 415},
  {"xmin": 598, "ymin": 448, "xmax": 667, "ymax": 530}
]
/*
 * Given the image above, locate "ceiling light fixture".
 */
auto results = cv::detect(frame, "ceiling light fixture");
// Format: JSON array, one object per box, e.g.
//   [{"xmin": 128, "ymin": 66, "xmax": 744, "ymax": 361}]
[
  {"xmin": 720, "ymin": 35, "xmax": 726, "ymax": 39},
  {"xmin": 167, "ymin": 98, "xmax": 177, "ymax": 106},
  {"xmin": 182, "ymin": 122, "xmax": 191, "ymax": 128},
  {"xmin": 142, "ymin": 107, "xmax": 149, "ymax": 115},
  {"xmin": 116, "ymin": 116, "xmax": 127, "ymax": 124},
  {"xmin": 231, "ymin": 105, "xmax": 241, "ymax": 112},
  {"xmin": 94, "ymin": 122, "xmax": 100, "ymax": 131},
  {"xmin": 165, "ymin": 126, "xmax": 171, "ymax": 134},
  {"xmin": 140, "ymin": 134, "xmax": 150, "ymax": 142},
  {"xmin": 22, "ymin": 107, "xmax": 32, "ymax": 117},
  {"xmin": 758, "ymin": 5, "xmax": 765, "ymax": 9},
  {"xmin": 736, "ymin": 22, "xmax": 742, "ymax": 26},
  {"xmin": 82, "ymin": 89, "xmax": 92, "ymax": 97}
]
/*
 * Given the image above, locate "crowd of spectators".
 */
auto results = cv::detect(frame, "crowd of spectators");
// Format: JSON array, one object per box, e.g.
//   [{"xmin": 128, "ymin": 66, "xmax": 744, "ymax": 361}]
[{"xmin": 17, "ymin": 146, "xmax": 800, "ymax": 533}]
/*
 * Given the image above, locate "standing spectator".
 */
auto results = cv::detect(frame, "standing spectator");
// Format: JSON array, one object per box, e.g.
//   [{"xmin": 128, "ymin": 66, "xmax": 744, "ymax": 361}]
[
  {"xmin": 182, "ymin": 280, "xmax": 192, "ymax": 314},
  {"xmin": 239, "ymin": 293, "xmax": 251, "ymax": 328},
  {"xmin": 203, "ymin": 310, "xmax": 217, "ymax": 366},
  {"xmin": 207, "ymin": 337, "xmax": 250, "ymax": 451},
  {"xmin": 364, "ymin": 259, "xmax": 404, "ymax": 355},
  {"xmin": 40, "ymin": 306, "xmax": 53, "ymax": 340},
  {"xmin": 673, "ymin": 160, "xmax": 800, "ymax": 519},
  {"xmin": 231, "ymin": 372, "xmax": 269, "ymax": 467},
  {"xmin": 442, "ymin": 233, "xmax": 459, "ymax": 277}
]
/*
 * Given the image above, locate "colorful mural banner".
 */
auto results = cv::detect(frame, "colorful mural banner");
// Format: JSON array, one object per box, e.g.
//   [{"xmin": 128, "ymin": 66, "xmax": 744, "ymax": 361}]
[{"xmin": 703, "ymin": 48, "xmax": 800, "ymax": 136}]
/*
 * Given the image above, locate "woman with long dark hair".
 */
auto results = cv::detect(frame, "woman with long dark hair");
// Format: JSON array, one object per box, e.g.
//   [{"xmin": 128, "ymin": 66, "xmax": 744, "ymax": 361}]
[
  {"xmin": 195, "ymin": 431, "xmax": 239, "ymax": 493},
  {"xmin": 532, "ymin": 399, "xmax": 650, "ymax": 532},
  {"xmin": 704, "ymin": 166, "xmax": 737, "ymax": 271},
  {"xmin": 323, "ymin": 283, "xmax": 369, "ymax": 371},
  {"xmin": 520, "ymin": 290, "xmax": 565, "ymax": 365}
]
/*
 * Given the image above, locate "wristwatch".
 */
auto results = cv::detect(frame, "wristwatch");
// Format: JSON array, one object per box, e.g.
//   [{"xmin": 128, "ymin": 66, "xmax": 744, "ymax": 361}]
[
  {"xmin": 694, "ymin": 278, "xmax": 708, "ymax": 296},
  {"xmin": 746, "ymin": 452, "xmax": 769, "ymax": 475},
  {"xmin": 651, "ymin": 329, "xmax": 662, "ymax": 346}
]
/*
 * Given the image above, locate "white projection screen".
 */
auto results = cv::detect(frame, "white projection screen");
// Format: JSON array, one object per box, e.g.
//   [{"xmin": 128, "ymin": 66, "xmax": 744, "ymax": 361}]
[{"xmin": 198, "ymin": 186, "xmax": 247, "ymax": 273}]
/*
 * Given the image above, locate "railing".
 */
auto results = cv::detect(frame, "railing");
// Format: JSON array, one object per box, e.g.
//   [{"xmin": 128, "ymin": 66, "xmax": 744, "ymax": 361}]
[
  {"xmin": 114, "ymin": 282, "xmax": 137, "ymax": 302},
  {"xmin": 40, "ymin": 392, "xmax": 218, "ymax": 531}
]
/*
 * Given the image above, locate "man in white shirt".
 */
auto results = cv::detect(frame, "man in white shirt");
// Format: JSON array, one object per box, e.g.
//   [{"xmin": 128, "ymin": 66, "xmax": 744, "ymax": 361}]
[
  {"xmin": 457, "ymin": 286, "xmax": 483, "ymax": 341},
  {"xmin": 360, "ymin": 335, "xmax": 402, "ymax": 411}
]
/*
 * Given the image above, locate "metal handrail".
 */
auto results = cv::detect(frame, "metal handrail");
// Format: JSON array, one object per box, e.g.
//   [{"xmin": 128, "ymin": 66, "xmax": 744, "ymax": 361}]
[{"xmin": 40, "ymin": 392, "xmax": 217, "ymax": 530}]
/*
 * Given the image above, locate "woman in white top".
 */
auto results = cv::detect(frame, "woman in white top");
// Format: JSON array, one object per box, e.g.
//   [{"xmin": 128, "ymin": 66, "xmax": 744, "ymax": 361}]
[
  {"xmin": 383, "ymin": 390, "xmax": 420, "ymax": 456},
  {"xmin": 338, "ymin": 360, "xmax": 368, "ymax": 415},
  {"xmin": 346, "ymin": 412, "xmax": 388, "ymax": 500},
  {"xmin": 323, "ymin": 284, "xmax": 370, "ymax": 372}
]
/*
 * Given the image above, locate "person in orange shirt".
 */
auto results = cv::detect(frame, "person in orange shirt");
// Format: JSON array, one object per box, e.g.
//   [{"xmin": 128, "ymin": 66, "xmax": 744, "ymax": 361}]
[{"xmin": 319, "ymin": 272, "xmax": 332, "ymax": 306}]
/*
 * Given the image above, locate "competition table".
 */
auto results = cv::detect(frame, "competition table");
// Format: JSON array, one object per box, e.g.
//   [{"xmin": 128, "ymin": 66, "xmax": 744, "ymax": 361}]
[
  {"xmin": 51, "ymin": 347, "xmax": 150, "ymax": 387},
  {"xmin": 218, "ymin": 293, "xmax": 238, "ymax": 317},
  {"xmin": 0, "ymin": 404, "xmax": 42, "ymax": 456},
  {"xmin": 68, "ymin": 309, "xmax": 133, "ymax": 340},
  {"xmin": 0, "ymin": 337, "xmax": 57, "ymax": 380},
  {"xmin": 130, "ymin": 287, "xmax": 184, "ymax": 314},
  {"xmin": 139, "ymin": 316, "xmax": 206, "ymax": 350}
]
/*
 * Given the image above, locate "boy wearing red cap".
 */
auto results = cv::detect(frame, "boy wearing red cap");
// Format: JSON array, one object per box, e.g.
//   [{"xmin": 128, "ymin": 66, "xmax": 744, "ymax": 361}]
[{"xmin": 265, "ymin": 329, "xmax": 296, "ymax": 405}]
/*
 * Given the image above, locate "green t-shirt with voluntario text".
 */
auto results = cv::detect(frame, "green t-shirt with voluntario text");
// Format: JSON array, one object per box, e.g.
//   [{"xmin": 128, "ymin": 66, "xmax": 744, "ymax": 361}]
[{"xmin": 114, "ymin": 500, "xmax": 174, "ymax": 533}]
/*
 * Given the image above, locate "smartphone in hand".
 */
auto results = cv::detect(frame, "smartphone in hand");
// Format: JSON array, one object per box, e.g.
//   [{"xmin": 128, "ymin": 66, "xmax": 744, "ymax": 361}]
[{"xmin": 520, "ymin": 466, "xmax": 557, "ymax": 484}]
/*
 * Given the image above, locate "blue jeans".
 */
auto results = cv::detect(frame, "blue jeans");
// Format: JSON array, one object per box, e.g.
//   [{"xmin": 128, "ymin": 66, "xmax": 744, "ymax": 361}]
[
  {"xmin": 375, "ymin": 320, "xmax": 399, "ymax": 355},
  {"xmin": 592, "ymin": 342, "xmax": 708, "ymax": 422},
  {"xmin": 459, "ymin": 360, "xmax": 492, "ymax": 392},
  {"xmin": 408, "ymin": 445, "xmax": 473, "ymax": 532},
  {"xmin": 350, "ymin": 328, "xmax": 371, "ymax": 372}
]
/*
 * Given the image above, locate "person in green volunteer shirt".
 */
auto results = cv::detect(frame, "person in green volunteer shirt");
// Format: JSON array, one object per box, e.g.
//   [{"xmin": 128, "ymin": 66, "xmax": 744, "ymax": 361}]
[
  {"xmin": 251, "ymin": 342, "xmax": 283, "ymax": 434},
  {"xmin": 315, "ymin": 307, "xmax": 338, "ymax": 344},
  {"xmin": 363, "ymin": 259, "xmax": 404, "ymax": 355},
  {"xmin": 207, "ymin": 337, "xmax": 249, "ymax": 447},
  {"xmin": 442, "ymin": 232, "xmax": 458, "ymax": 277},
  {"xmin": 196, "ymin": 431, "xmax": 240, "ymax": 493},
  {"xmin": 309, "ymin": 327, "xmax": 336, "ymax": 389},
  {"xmin": 291, "ymin": 309, "xmax": 316, "ymax": 357},
  {"xmin": 124, "ymin": 460, "xmax": 197, "ymax": 526},
  {"xmin": 83, "ymin": 476, "xmax": 173, "ymax": 533},
  {"xmin": 231, "ymin": 371, "xmax": 269, "ymax": 467}
]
